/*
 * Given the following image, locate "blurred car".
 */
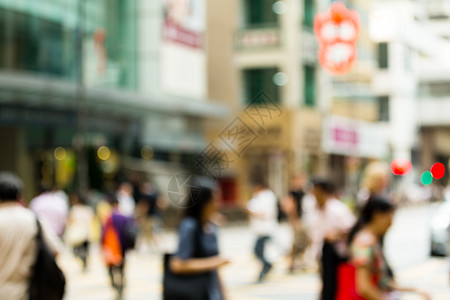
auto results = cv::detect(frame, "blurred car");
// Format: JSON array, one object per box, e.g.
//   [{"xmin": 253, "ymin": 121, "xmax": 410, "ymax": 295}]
[{"xmin": 430, "ymin": 193, "xmax": 450, "ymax": 257}]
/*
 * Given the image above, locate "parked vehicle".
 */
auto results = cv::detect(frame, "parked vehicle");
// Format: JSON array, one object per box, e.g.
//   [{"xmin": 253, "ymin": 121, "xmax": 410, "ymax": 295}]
[{"xmin": 430, "ymin": 193, "xmax": 450, "ymax": 257}]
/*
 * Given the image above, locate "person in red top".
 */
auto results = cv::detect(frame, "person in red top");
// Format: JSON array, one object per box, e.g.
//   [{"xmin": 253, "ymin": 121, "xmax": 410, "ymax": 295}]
[{"xmin": 339, "ymin": 198, "xmax": 431, "ymax": 300}]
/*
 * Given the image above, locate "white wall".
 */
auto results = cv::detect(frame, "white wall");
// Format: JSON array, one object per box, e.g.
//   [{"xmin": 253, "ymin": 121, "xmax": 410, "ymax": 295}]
[{"xmin": 138, "ymin": 0, "xmax": 164, "ymax": 96}]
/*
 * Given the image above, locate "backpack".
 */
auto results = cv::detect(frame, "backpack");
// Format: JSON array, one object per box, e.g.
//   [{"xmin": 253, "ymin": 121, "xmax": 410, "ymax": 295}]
[
  {"xmin": 29, "ymin": 219, "xmax": 66, "ymax": 300},
  {"xmin": 102, "ymin": 217, "xmax": 124, "ymax": 266}
]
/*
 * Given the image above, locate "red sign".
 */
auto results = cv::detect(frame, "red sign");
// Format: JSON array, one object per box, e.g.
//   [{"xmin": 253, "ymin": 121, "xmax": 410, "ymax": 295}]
[
  {"xmin": 162, "ymin": 20, "xmax": 203, "ymax": 49},
  {"xmin": 333, "ymin": 127, "xmax": 358, "ymax": 145},
  {"xmin": 314, "ymin": 2, "xmax": 360, "ymax": 75}
]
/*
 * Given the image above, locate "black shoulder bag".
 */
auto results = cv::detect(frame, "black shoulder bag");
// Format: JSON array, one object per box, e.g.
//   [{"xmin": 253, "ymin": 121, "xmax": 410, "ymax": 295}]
[
  {"xmin": 162, "ymin": 223, "xmax": 210, "ymax": 300},
  {"xmin": 29, "ymin": 219, "xmax": 66, "ymax": 300}
]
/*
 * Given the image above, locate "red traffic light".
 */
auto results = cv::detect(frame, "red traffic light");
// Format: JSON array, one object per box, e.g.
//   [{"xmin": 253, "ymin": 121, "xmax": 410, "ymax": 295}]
[
  {"xmin": 430, "ymin": 162, "xmax": 445, "ymax": 179},
  {"xmin": 390, "ymin": 159, "xmax": 412, "ymax": 176}
]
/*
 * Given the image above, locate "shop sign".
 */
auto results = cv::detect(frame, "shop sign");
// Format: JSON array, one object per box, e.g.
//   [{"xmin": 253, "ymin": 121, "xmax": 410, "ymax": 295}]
[
  {"xmin": 314, "ymin": 2, "xmax": 360, "ymax": 75},
  {"xmin": 322, "ymin": 115, "xmax": 388, "ymax": 158}
]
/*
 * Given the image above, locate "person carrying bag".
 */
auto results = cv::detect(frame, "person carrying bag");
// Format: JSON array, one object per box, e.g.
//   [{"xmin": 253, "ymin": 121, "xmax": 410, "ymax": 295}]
[
  {"xmin": 29, "ymin": 219, "xmax": 66, "ymax": 300},
  {"xmin": 163, "ymin": 225, "xmax": 210, "ymax": 300},
  {"xmin": 163, "ymin": 177, "xmax": 229, "ymax": 300}
]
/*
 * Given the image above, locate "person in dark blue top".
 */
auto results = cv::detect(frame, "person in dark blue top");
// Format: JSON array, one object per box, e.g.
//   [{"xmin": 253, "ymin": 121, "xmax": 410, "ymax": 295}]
[{"xmin": 170, "ymin": 177, "xmax": 229, "ymax": 300}]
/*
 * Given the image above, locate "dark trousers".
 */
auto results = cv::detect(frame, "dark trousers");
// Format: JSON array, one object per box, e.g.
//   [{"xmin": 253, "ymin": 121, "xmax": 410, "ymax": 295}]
[
  {"xmin": 320, "ymin": 241, "xmax": 345, "ymax": 300},
  {"xmin": 108, "ymin": 262, "xmax": 125, "ymax": 296},
  {"xmin": 254, "ymin": 236, "xmax": 271, "ymax": 275},
  {"xmin": 73, "ymin": 240, "xmax": 89, "ymax": 270}
]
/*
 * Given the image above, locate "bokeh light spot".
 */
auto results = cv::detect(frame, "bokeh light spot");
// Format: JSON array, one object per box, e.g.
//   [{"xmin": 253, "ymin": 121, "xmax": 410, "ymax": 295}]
[
  {"xmin": 421, "ymin": 171, "xmax": 433, "ymax": 185},
  {"xmin": 54, "ymin": 147, "xmax": 67, "ymax": 161},
  {"xmin": 97, "ymin": 146, "xmax": 111, "ymax": 161},
  {"xmin": 390, "ymin": 158, "xmax": 412, "ymax": 176},
  {"xmin": 273, "ymin": 72, "xmax": 289, "ymax": 86},
  {"xmin": 430, "ymin": 162, "xmax": 445, "ymax": 179},
  {"xmin": 141, "ymin": 145, "xmax": 154, "ymax": 160},
  {"xmin": 272, "ymin": 1, "xmax": 287, "ymax": 15}
]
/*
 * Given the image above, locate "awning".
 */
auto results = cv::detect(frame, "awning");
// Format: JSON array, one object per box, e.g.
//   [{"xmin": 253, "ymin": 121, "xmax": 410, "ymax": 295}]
[{"xmin": 0, "ymin": 71, "xmax": 230, "ymax": 119}]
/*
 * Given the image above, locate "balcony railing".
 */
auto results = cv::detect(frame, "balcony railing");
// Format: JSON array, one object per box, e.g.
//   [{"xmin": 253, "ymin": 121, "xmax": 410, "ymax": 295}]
[{"xmin": 234, "ymin": 26, "xmax": 281, "ymax": 50}]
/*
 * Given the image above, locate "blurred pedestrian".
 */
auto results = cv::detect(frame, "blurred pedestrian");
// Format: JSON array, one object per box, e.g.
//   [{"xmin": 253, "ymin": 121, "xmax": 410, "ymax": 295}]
[
  {"xmin": 30, "ymin": 185, "xmax": 69, "ymax": 237},
  {"xmin": 0, "ymin": 172, "xmax": 64, "ymax": 300},
  {"xmin": 116, "ymin": 182, "xmax": 135, "ymax": 217},
  {"xmin": 291, "ymin": 172, "xmax": 307, "ymax": 197},
  {"xmin": 281, "ymin": 190, "xmax": 309, "ymax": 273},
  {"xmin": 357, "ymin": 161, "xmax": 391, "ymax": 208},
  {"xmin": 65, "ymin": 193, "xmax": 94, "ymax": 272},
  {"xmin": 309, "ymin": 179, "xmax": 356, "ymax": 300},
  {"xmin": 247, "ymin": 178, "xmax": 278, "ymax": 282},
  {"xmin": 101, "ymin": 195, "xmax": 137, "ymax": 298},
  {"xmin": 136, "ymin": 181, "xmax": 167, "ymax": 252},
  {"xmin": 166, "ymin": 177, "xmax": 229, "ymax": 300},
  {"xmin": 358, "ymin": 161, "xmax": 396, "ymax": 281},
  {"xmin": 338, "ymin": 198, "xmax": 431, "ymax": 300}
]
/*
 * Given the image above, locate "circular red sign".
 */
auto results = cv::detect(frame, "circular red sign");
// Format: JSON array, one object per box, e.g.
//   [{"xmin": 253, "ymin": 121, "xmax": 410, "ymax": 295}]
[
  {"xmin": 430, "ymin": 162, "xmax": 445, "ymax": 179},
  {"xmin": 390, "ymin": 159, "xmax": 412, "ymax": 176}
]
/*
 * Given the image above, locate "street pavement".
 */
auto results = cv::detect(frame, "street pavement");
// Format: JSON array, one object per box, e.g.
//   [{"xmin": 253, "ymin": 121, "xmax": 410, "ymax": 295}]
[{"xmin": 60, "ymin": 204, "xmax": 450, "ymax": 300}]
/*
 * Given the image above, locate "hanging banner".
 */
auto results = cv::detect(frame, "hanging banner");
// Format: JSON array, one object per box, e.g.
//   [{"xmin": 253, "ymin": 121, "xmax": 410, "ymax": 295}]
[
  {"xmin": 314, "ymin": 2, "xmax": 361, "ymax": 75},
  {"xmin": 161, "ymin": 0, "xmax": 206, "ymax": 99}
]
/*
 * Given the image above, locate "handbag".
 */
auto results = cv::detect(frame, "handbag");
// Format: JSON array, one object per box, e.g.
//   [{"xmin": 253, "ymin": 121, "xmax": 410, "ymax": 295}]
[
  {"xmin": 162, "ymin": 253, "xmax": 210, "ymax": 300},
  {"xmin": 335, "ymin": 263, "xmax": 365, "ymax": 300},
  {"xmin": 162, "ymin": 222, "xmax": 210, "ymax": 300},
  {"xmin": 29, "ymin": 219, "xmax": 66, "ymax": 300}
]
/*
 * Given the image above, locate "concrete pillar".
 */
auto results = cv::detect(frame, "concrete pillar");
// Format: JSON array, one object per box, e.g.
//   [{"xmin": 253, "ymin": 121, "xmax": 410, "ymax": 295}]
[
  {"xmin": 0, "ymin": 127, "xmax": 35, "ymax": 201},
  {"xmin": 281, "ymin": 0, "xmax": 301, "ymax": 108}
]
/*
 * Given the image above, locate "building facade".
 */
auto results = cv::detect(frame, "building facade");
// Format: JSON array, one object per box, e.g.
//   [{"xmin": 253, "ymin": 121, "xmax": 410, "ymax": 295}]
[{"xmin": 0, "ymin": 0, "xmax": 227, "ymax": 200}]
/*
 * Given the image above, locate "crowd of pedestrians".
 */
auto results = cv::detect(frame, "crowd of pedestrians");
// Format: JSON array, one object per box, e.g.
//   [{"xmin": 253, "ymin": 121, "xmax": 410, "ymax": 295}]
[
  {"xmin": 0, "ymin": 170, "xmax": 166, "ymax": 300},
  {"xmin": 0, "ymin": 165, "xmax": 440, "ymax": 300}
]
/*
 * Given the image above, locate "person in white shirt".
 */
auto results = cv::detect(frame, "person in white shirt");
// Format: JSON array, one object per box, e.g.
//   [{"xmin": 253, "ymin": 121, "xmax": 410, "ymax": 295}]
[
  {"xmin": 66, "ymin": 193, "xmax": 94, "ymax": 271},
  {"xmin": 0, "ymin": 172, "xmax": 62, "ymax": 300},
  {"xmin": 116, "ymin": 182, "xmax": 136, "ymax": 217},
  {"xmin": 30, "ymin": 187, "xmax": 69, "ymax": 238},
  {"xmin": 309, "ymin": 179, "xmax": 356, "ymax": 300},
  {"xmin": 247, "ymin": 178, "xmax": 278, "ymax": 282}
]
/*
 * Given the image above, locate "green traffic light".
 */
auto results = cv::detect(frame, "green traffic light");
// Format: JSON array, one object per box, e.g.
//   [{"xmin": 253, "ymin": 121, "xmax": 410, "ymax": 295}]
[{"xmin": 421, "ymin": 171, "xmax": 433, "ymax": 185}]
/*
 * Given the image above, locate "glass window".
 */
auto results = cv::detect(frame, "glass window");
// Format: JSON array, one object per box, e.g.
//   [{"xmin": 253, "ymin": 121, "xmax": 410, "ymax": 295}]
[
  {"xmin": 303, "ymin": 0, "xmax": 315, "ymax": 28},
  {"xmin": 243, "ymin": 68, "xmax": 280, "ymax": 105},
  {"xmin": 420, "ymin": 82, "xmax": 450, "ymax": 97},
  {"xmin": 0, "ymin": 8, "xmax": 74, "ymax": 78},
  {"xmin": 243, "ymin": 0, "xmax": 279, "ymax": 27},
  {"xmin": 0, "ymin": 1, "xmax": 137, "ymax": 90},
  {"xmin": 378, "ymin": 96, "xmax": 389, "ymax": 122},
  {"xmin": 103, "ymin": 0, "xmax": 137, "ymax": 89},
  {"xmin": 378, "ymin": 42, "xmax": 389, "ymax": 69},
  {"xmin": 304, "ymin": 65, "xmax": 316, "ymax": 107}
]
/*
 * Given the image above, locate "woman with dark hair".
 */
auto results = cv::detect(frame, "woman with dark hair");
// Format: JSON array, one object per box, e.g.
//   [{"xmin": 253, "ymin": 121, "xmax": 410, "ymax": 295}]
[
  {"xmin": 337, "ymin": 198, "xmax": 431, "ymax": 300},
  {"xmin": 168, "ymin": 177, "xmax": 229, "ymax": 300}
]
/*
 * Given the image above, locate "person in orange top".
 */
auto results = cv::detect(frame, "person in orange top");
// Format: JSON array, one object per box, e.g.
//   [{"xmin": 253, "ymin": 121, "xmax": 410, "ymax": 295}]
[{"xmin": 101, "ymin": 195, "xmax": 136, "ymax": 298}]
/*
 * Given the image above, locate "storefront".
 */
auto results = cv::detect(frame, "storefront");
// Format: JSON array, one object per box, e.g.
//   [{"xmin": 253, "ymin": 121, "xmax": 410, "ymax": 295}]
[{"xmin": 322, "ymin": 115, "xmax": 389, "ymax": 199}]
